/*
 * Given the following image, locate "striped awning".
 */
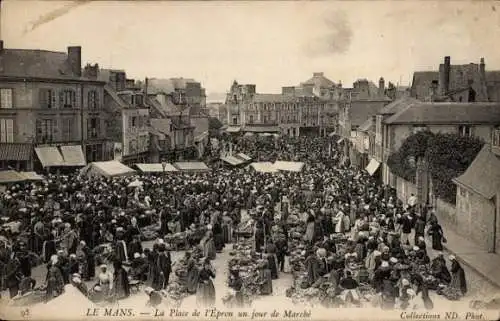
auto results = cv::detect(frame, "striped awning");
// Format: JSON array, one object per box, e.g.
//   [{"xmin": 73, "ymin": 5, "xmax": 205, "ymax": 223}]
[
  {"xmin": 35, "ymin": 147, "xmax": 65, "ymax": 167},
  {"xmin": 0, "ymin": 143, "xmax": 32, "ymax": 161},
  {"xmin": 60, "ymin": 145, "xmax": 86, "ymax": 167}
]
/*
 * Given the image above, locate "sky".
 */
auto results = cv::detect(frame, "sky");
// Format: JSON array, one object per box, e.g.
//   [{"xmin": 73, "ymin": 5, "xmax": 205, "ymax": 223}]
[{"xmin": 2, "ymin": 0, "xmax": 500, "ymax": 97}]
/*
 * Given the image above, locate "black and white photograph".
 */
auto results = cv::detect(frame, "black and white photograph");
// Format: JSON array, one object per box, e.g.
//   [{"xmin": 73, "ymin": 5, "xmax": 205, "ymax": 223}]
[{"xmin": 0, "ymin": 1, "xmax": 499, "ymax": 320}]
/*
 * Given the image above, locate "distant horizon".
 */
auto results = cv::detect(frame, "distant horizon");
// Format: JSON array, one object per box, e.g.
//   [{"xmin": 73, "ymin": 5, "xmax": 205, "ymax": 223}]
[{"xmin": 2, "ymin": 1, "xmax": 500, "ymax": 94}]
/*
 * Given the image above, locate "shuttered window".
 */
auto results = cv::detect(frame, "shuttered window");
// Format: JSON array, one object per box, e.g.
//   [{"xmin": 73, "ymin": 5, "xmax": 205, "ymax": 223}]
[
  {"xmin": 88, "ymin": 90, "xmax": 98, "ymax": 109},
  {"xmin": 0, "ymin": 89, "xmax": 13, "ymax": 109},
  {"xmin": 60, "ymin": 90, "xmax": 76, "ymax": 108},
  {"xmin": 0, "ymin": 119, "xmax": 14, "ymax": 142},
  {"xmin": 39, "ymin": 89, "xmax": 55, "ymax": 109}
]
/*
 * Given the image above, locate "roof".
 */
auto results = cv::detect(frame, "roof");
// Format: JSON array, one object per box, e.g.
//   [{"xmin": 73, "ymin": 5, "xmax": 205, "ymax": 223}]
[
  {"xmin": 0, "ymin": 49, "xmax": 96, "ymax": 82},
  {"xmin": 385, "ymin": 102, "xmax": 500, "ymax": 125},
  {"xmin": 147, "ymin": 78, "xmax": 197, "ymax": 95},
  {"xmin": 453, "ymin": 144, "xmax": 500, "ymax": 199},
  {"xmin": 377, "ymin": 96, "xmax": 420, "ymax": 115},
  {"xmin": 349, "ymin": 100, "xmax": 389, "ymax": 127},
  {"xmin": 104, "ymin": 85, "xmax": 128, "ymax": 109},
  {"xmin": 301, "ymin": 72, "xmax": 336, "ymax": 88},
  {"xmin": 410, "ymin": 71, "xmax": 439, "ymax": 99},
  {"xmin": 252, "ymin": 94, "xmax": 298, "ymax": 103},
  {"xmin": 0, "ymin": 170, "xmax": 26, "ymax": 184}
]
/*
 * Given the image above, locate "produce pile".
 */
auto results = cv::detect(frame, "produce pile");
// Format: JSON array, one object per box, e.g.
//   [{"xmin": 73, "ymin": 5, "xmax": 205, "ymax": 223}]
[
  {"xmin": 171, "ymin": 247, "xmax": 204, "ymax": 288},
  {"xmin": 164, "ymin": 227, "xmax": 206, "ymax": 250},
  {"xmin": 227, "ymin": 239, "xmax": 267, "ymax": 302}
]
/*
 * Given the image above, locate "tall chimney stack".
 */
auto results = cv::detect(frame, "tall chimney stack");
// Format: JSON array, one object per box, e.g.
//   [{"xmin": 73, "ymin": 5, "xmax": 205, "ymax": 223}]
[
  {"xmin": 440, "ymin": 56, "xmax": 451, "ymax": 95},
  {"xmin": 378, "ymin": 77, "xmax": 385, "ymax": 96},
  {"xmin": 68, "ymin": 46, "xmax": 82, "ymax": 77},
  {"xmin": 480, "ymin": 57, "xmax": 486, "ymax": 79}
]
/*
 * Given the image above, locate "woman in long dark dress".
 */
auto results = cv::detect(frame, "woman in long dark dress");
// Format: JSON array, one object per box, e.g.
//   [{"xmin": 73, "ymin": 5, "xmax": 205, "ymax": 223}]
[
  {"xmin": 185, "ymin": 252, "xmax": 199, "ymax": 294},
  {"xmin": 449, "ymin": 255, "xmax": 467, "ymax": 295},
  {"xmin": 196, "ymin": 259, "xmax": 216, "ymax": 307},
  {"xmin": 427, "ymin": 221, "xmax": 445, "ymax": 251},
  {"xmin": 228, "ymin": 269, "xmax": 244, "ymax": 308},
  {"xmin": 112, "ymin": 260, "xmax": 130, "ymax": 300}
]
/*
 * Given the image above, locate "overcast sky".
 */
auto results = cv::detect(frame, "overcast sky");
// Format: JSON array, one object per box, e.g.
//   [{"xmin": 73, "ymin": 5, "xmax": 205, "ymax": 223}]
[{"xmin": 2, "ymin": 1, "xmax": 500, "ymax": 95}]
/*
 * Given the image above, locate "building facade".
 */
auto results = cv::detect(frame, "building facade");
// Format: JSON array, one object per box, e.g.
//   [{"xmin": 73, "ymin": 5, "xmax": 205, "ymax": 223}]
[
  {"xmin": 0, "ymin": 42, "xmax": 109, "ymax": 170},
  {"xmin": 83, "ymin": 67, "xmax": 151, "ymax": 164},
  {"xmin": 224, "ymin": 77, "xmax": 339, "ymax": 137}
]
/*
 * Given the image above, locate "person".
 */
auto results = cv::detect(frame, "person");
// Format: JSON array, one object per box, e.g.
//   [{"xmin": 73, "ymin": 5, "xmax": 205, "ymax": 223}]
[
  {"xmin": 113, "ymin": 260, "xmax": 130, "ymax": 300},
  {"xmin": 304, "ymin": 213, "xmax": 315, "ymax": 245},
  {"xmin": 428, "ymin": 220, "xmax": 445, "ymax": 251},
  {"xmin": 71, "ymin": 273, "xmax": 88, "ymax": 296},
  {"xmin": 145, "ymin": 286, "xmax": 162, "ymax": 307},
  {"xmin": 228, "ymin": 269, "xmax": 244, "ymax": 308},
  {"xmin": 5, "ymin": 253, "xmax": 21, "ymax": 298},
  {"xmin": 258, "ymin": 261, "xmax": 273, "ymax": 295},
  {"xmin": 200, "ymin": 231, "xmax": 216, "ymax": 261},
  {"xmin": 45, "ymin": 255, "xmax": 64, "ymax": 302},
  {"xmin": 304, "ymin": 249, "xmax": 321, "ymax": 287},
  {"xmin": 196, "ymin": 258, "xmax": 216, "ymax": 307},
  {"xmin": 407, "ymin": 194, "xmax": 417, "ymax": 209},
  {"xmin": 186, "ymin": 252, "xmax": 200, "ymax": 294},
  {"xmin": 97, "ymin": 264, "xmax": 113, "ymax": 297},
  {"xmin": 413, "ymin": 214, "xmax": 426, "ymax": 246},
  {"xmin": 155, "ymin": 244, "xmax": 171, "ymax": 290},
  {"xmin": 265, "ymin": 241, "xmax": 279, "ymax": 279},
  {"xmin": 449, "ymin": 255, "xmax": 467, "ymax": 296},
  {"xmin": 339, "ymin": 270, "xmax": 360, "ymax": 306}
]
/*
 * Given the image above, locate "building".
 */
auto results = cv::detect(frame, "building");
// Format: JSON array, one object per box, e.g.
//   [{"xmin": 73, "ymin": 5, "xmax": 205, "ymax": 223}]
[
  {"xmin": 410, "ymin": 56, "xmax": 500, "ymax": 102},
  {"xmin": 207, "ymin": 102, "xmax": 227, "ymax": 125},
  {"xmin": 0, "ymin": 42, "xmax": 109, "ymax": 171},
  {"xmin": 225, "ymin": 76, "xmax": 339, "ymax": 137},
  {"xmin": 452, "ymin": 136, "xmax": 500, "ymax": 253},
  {"xmin": 380, "ymin": 101, "xmax": 500, "ymax": 186},
  {"xmin": 83, "ymin": 67, "xmax": 150, "ymax": 164},
  {"xmin": 146, "ymin": 78, "xmax": 209, "ymax": 160}
]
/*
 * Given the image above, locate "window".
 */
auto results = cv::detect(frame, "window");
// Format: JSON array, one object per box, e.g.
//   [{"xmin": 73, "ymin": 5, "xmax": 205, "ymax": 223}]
[
  {"xmin": 39, "ymin": 89, "xmax": 55, "ymax": 109},
  {"xmin": 412, "ymin": 125, "xmax": 427, "ymax": 134},
  {"xmin": 87, "ymin": 118, "xmax": 100, "ymax": 139},
  {"xmin": 0, "ymin": 119, "xmax": 14, "ymax": 142},
  {"xmin": 0, "ymin": 89, "xmax": 13, "ymax": 109},
  {"xmin": 132, "ymin": 117, "xmax": 137, "ymax": 128},
  {"xmin": 458, "ymin": 125, "xmax": 473, "ymax": 137},
  {"xmin": 36, "ymin": 119, "xmax": 55, "ymax": 143},
  {"xmin": 60, "ymin": 90, "xmax": 76, "ymax": 108},
  {"xmin": 232, "ymin": 117, "xmax": 237, "ymax": 125},
  {"xmin": 493, "ymin": 127, "xmax": 500, "ymax": 147},
  {"xmin": 135, "ymin": 94, "xmax": 143, "ymax": 106},
  {"xmin": 61, "ymin": 118, "xmax": 74, "ymax": 142},
  {"xmin": 249, "ymin": 115, "xmax": 254, "ymax": 124},
  {"xmin": 88, "ymin": 90, "xmax": 98, "ymax": 109}
]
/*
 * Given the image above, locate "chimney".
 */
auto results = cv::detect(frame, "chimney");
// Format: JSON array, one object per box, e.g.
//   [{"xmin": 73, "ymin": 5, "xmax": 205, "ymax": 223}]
[
  {"xmin": 67, "ymin": 46, "xmax": 82, "ymax": 77},
  {"xmin": 440, "ymin": 56, "xmax": 451, "ymax": 95},
  {"xmin": 83, "ymin": 63, "xmax": 99, "ymax": 79},
  {"xmin": 313, "ymin": 72, "xmax": 324, "ymax": 77},
  {"xmin": 378, "ymin": 77, "xmax": 385, "ymax": 96},
  {"xmin": 480, "ymin": 57, "xmax": 485, "ymax": 79}
]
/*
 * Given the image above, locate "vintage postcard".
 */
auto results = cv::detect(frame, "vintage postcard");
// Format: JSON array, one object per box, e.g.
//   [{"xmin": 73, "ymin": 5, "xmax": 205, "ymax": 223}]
[{"xmin": 0, "ymin": 0, "xmax": 499, "ymax": 320}]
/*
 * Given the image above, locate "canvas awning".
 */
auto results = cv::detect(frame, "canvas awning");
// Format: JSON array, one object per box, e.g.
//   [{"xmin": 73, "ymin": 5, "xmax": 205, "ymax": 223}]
[
  {"xmin": 249, "ymin": 162, "xmax": 278, "ymax": 173},
  {"xmin": 221, "ymin": 156, "xmax": 245, "ymax": 166},
  {"xmin": 0, "ymin": 170, "xmax": 26, "ymax": 184},
  {"xmin": 19, "ymin": 171, "xmax": 44, "ymax": 181},
  {"xmin": 236, "ymin": 153, "xmax": 252, "ymax": 161},
  {"xmin": 244, "ymin": 126, "xmax": 280, "ymax": 133},
  {"xmin": 35, "ymin": 147, "xmax": 65, "ymax": 167},
  {"xmin": 174, "ymin": 162, "xmax": 210, "ymax": 172},
  {"xmin": 365, "ymin": 158, "xmax": 381, "ymax": 176},
  {"xmin": 136, "ymin": 163, "xmax": 178, "ymax": 173},
  {"xmin": 273, "ymin": 161, "xmax": 305, "ymax": 172},
  {"xmin": 60, "ymin": 145, "xmax": 86, "ymax": 167},
  {"xmin": 80, "ymin": 161, "xmax": 135, "ymax": 178},
  {"xmin": 226, "ymin": 126, "xmax": 241, "ymax": 133}
]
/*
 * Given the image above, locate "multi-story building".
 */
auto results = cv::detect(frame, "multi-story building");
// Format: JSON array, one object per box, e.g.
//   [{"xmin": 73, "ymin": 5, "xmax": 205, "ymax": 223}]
[
  {"xmin": 379, "ymin": 101, "xmax": 500, "ymax": 186},
  {"xmin": 410, "ymin": 56, "xmax": 500, "ymax": 102},
  {"xmin": 225, "ymin": 76, "xmax": 339, "ymax": 137},
  {"xmin": 83, "ymin": 66, "xmax": 150, "ymax": 164},
  {"xmin": 207, "ymin": 102, "xmax": 227, "ymax": 125},
  {"xmin": 0, "ymin": 42, "xmax": 108, "ymax": 170}
]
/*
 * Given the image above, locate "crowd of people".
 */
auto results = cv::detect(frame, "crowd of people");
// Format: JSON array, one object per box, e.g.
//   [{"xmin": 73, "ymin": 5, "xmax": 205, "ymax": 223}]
[{"xmin": 0, "ymin": 134, "xmax": 470, "ymax": 311}]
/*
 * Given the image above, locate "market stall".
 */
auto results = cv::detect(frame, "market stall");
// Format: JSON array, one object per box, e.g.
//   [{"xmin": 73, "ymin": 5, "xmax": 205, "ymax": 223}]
[
  {"xmin": 135, "ymin": 163, "xmax": 179, "ymax": 173},
  {"xmin": 173, "ymin": 162, "xmax": 210, "ymax": 172},
  {"xmin": 273, "ymin": 161, "xmax": 305, "ymax": 173},
  {"xmin": 249, "ymin": 162, "xmax": 278, "ymax": 174},
  {"xmin": 80, "ymin": 161, "xmax": 136, "ymax": 178}
]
